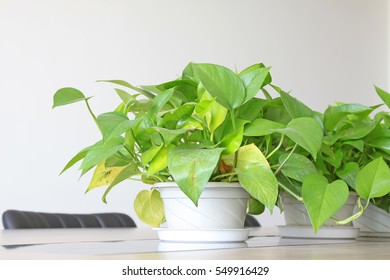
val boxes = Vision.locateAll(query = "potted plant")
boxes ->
[53,62,326,242]
[350,87,390,235]
[247,85,390,237]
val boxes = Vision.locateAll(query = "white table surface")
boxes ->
[1,227,389,260]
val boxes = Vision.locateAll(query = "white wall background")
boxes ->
[0,0,388,229]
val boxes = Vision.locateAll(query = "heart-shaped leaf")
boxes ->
[356,157,390,199]
[134,189,165,227]
[97,112,128,139]
[239,67,271,103]
[277,88,315,119]
[168,145,224,205]
[273,117,323,160]
[192,63,246,110]
[302,174,349,232]
[279,153,318,182]
[52,87,89,108]
[244,118,285,136]
[152,127,187,146]
[236,163,278,212]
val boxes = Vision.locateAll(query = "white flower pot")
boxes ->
[280,192,358,227]
[353,203,390,233]
[279,192,360,238]
[156,182,250,229]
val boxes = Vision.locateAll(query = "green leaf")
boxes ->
[248,198,265,215]
[323,150,343,169]
[239,67,271,103]
[141,145,162,167]
[192,63,246,110]
[236,163,278,212]
[52,87,88,108]
[129,99,152,115]
[102,163,140,203]
[279,153,318,182]
[324,103,374,132]
[238,63,272,87]
[375,86,390,108]
[168,145,224,205]
[273,117,323,160]
[59,147,90,175]
[220,127,244,155]
[80,137,124,173]
[195,92,227,134]
[236,98,266,121]
[98,80,155,99]
[152,127,187,146]
[149,89,174,117]
[134,189,165,227]
[368,138,390,154]
[162,104,195,129]
[147,146,172,176]
[342,140,364,152]
[177,116,203,130]
[96,112,128,139]
[105,155,129,167]
[276,88,315,119]
[208,100,228,134]
[339,121,377,141]
[142,79,198,103]
[244,118,285,136]
[336,162,360,190]
[277,174,303,196]
[114,88,135,106]
[356,157,390,199]
[104,118,143,142]
[302,174,349,232]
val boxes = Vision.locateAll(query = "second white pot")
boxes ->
[280,192,358,227]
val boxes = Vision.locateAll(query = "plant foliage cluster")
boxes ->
[53,62,390,231]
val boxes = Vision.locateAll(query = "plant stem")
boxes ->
[274,143,297,175]
[230,109,236,131]
[267,135,285,159]
[212,172,237,181]
[117,151,130,161]
[335,197,370,225]
[278,181,303,202]
[84,99,99,128]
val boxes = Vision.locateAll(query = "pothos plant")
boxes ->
[248,85,390,232]
[53,62,324,227]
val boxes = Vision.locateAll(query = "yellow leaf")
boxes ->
[86,162,127,192]
[222,143,270,169]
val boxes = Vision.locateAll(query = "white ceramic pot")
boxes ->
[156,182,250,229]
[280,192,358,227]
[353,203,390,233]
